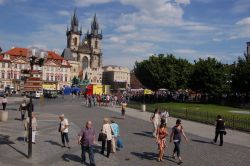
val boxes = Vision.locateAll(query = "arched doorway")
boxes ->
[82,56,88,70]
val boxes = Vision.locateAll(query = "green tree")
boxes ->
[231,56,250,97]
[72,76,80,86]
[134,54,192,91]
[189,57,230,95]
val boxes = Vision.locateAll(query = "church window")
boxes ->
[95,40,98,49]
[74,37,78,46]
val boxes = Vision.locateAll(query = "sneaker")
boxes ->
[178,160,183,165]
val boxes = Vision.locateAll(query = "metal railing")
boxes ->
[128,103,250,132]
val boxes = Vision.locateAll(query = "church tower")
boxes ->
[66,9,82,51]
[87,14,103,69]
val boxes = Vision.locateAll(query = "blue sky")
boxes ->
[0,0,249,68]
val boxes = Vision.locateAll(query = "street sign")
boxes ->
[23,77,42,92]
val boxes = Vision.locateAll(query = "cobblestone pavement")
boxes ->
[0,97,249,166]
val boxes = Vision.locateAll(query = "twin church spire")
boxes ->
[66,9,102,39]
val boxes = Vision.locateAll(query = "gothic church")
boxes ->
[62,9,103,84]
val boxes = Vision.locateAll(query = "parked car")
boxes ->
[44,90,58,98]
[0,91,5,97]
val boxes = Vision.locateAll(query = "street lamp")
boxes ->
[27,47,47,158]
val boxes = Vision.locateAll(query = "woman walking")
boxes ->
[150,108,161,137]
[213,115,226,146]
[2,96,7,110]
[121,104,126,119]
[19,100,27,121]
[170,119,188,164]
[101,118,113,158]
[156,118,168,162]
[24,112,38,143]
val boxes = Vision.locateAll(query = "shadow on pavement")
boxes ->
[131,151,178,164]
[191,139,213,144]
[111,116,124,120]
[62,153,82,163]
[45,140,63,147]
[133,131,153,138]
[0,134,28,158]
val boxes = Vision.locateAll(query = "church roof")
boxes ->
[61,48,75,61]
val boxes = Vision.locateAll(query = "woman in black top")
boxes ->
[213,115,226,146]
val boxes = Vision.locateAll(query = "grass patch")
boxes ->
[128,102,250,132]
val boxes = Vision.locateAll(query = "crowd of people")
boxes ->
[1,94,226,166]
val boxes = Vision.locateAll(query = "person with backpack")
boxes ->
[59,114,70,148]
[170,119,188,164]
[19,100,27,121]
[110,119,120,153]
[78,121,96,166]
[213,115,226,146]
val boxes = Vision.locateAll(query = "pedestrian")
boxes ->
[88,96,92,107]
[121,104,126,119]
[59,114,70,148]
[156,118,168,162]
[110,119,120,153]
[213,115,226,146]
[150,108,161,137]
[24,112,38,143]
[93,95,96,107]
[101,118,113,158]
[2,95,7,110]
[161,109,169,124]
[170,119,188,164]
[114,95,118,106]
[78,121,96,166]
[19,100,27,121]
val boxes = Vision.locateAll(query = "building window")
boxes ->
[46,74,49,81]
[51,75,54,81]
[74,37,77,46]
[1,72,4,79]
[95,40,98,49]
[7,72,11,79]
[14,73,17,79]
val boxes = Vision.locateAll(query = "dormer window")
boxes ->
[3,54,10,60]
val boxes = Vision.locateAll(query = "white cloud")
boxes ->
[57,10,71,17]
[175,0,190,5]
[74,0,114,7]
[174,48,197,54]
[117,25,136,32]
[0,0,6,5]
[236,17,250,26]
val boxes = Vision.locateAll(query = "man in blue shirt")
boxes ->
[78,121,96,166]
[110,119,119,153]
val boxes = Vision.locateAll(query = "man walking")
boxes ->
[111,120,120,153]
[59,114,70,148]
[78,121,96,166]
[213,115,226,146]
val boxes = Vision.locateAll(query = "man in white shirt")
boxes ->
[59,114,70,148]
[161,110,170,124]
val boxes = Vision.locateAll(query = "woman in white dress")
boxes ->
[150,108,161,138]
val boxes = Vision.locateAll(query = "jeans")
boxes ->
[61,132,69,146]
[2,103,6,110]
[214,131,224,146]
[101,140,112,157]
[173,141,181,157]
[82,145,95,165]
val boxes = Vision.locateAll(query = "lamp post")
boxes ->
[27,47,47,158]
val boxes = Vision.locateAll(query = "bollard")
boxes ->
[0,111,8,122]
[141,104,146,112]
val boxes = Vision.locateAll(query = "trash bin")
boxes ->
[141,104,146,112]
[0,111,8,122]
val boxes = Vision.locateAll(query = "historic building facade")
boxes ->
[0,47,71,91]
[102,65,130,88]
[62,10,103,84]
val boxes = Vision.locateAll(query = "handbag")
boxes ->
[98,133,107,142]
[58,123,61,132]
[117,137,123,148]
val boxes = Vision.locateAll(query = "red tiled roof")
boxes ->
[47,51,64,60]
[5,47,28,57]
[4,47,65,61]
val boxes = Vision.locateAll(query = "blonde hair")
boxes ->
[103,118,110,124]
